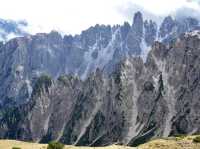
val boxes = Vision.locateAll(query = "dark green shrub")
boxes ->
[193,136,200,143]
[47,141,64,149]
[12,147,21,149]
[58,75,68,86]
[173,134,186,140]
[174,134,186,138]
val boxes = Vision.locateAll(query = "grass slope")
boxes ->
[0,140,135,149]
[139,135,200,149]
[1,135,200,149]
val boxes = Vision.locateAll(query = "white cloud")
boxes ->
[0,0,199,35]
[126,0,200,15]
[118,0,200,21]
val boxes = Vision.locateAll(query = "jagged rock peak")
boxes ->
[132,11,143,26]
[132,11,143,37]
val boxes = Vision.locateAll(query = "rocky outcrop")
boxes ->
[159,16,199,43]
[0,30,200,147]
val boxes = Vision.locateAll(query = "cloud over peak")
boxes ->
[0,0,199,35]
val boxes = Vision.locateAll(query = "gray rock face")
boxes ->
[0,31,200,147]
[159,16,176,38]
[1,12,199,107]
[159,16,199,43]
[144,20,157,46]
[126,12,143,55]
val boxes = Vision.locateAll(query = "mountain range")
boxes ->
[0,11,200,147]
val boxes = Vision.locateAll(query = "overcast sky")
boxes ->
[0,0,200,34]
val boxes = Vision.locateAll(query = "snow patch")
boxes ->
[81,28,121,79]
[140,38,150,62]
[6,33,23,41]
[44,115,50,134]
[185,30,200,38]
[16,65,24,72]
[25,79,33,98]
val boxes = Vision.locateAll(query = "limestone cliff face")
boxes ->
[0,12,199,107]
[0,31,200,146]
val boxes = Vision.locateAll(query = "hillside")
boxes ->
[138,135,200,149]
[0,140,134,149]
[1,135,200,149]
